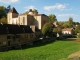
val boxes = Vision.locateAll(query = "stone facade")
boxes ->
[7,7,49,29]
[0,24,35,48]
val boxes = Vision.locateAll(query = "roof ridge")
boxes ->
[8,7,18,14]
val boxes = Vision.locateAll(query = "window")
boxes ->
[7,36,11,39]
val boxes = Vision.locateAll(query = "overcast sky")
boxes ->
[0,0,80,22]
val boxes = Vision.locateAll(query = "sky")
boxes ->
[0,0,80,22]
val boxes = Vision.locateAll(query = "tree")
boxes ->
[42,23,53,36]
[0,6,6,19]
[24,11,29,14]
[62,22,69,28]
[33,9,38,13]
[68,17,73,28]
[75,25,80,34]
[0,17,7,24]
[53,27,62,33]
[23,9,38,14]
[48,14,57,23]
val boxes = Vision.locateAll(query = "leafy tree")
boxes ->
[75,25,80,34]
[0,6,6,19]
[0,17,7,24]
[33,9,38,13]
[68,17,73,28]
[48,14,57,23]
[24,9,38,14]
[24,11,29,14]
[58,21,64,26]
[62,22,69,28]
[42,23,53,36]
[53,27,62,33]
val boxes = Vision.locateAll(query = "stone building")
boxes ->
[62,28,73,37]
[7,7,49,29]
[0,24,35,49]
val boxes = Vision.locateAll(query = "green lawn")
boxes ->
[0,40,80,60]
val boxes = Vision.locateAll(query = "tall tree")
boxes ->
[53,27,62,33]
[24,9,38,14]
[0,17,7,24]
[33,9,38,14]
[0,6,6,19]
[48,14,57,23]
[68,17,73,28]
[42,23,53,36]
[75,25,80,34]
[62,22,69,28]
[24,11,29,14]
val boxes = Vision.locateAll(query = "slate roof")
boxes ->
[8,7,18,14]
[0,24,33,34]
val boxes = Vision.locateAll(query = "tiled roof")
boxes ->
[62,28,73,31]
[0,24,33,34]
[8,7,18,14]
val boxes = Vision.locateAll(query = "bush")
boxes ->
[42,22,53,36]
[77,33,80,38]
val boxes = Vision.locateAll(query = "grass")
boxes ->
[0,40,80,60]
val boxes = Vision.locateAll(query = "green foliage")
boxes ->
[53,27,62,33]
[48,14,57,22]
[0,6,6,19]
[42,23,53,36]
[73,22,80,25]
[33,9,38,13]
[68,17,73,28]
[58,17,75,28]
[75,25,80,34]
[0,17,7,24]
[24,11,29,14]
[24,9,38,14]
[62,22,69,28]
[0,41,80,60]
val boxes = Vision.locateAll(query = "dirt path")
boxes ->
[68,51,80,60]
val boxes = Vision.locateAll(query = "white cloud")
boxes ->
[44,3,72,11]
[24,5,37,11]
[58,14,78,18]
[44,3,67,11]
[0,0,19,4]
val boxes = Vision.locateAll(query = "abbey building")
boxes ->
[7,7,49,29]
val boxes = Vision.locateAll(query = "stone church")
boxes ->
[7,7,49,29]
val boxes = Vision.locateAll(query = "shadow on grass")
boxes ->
[57,37,77,41]
[0,38,56,52]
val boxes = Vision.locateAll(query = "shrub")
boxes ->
[77,33,80,38]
